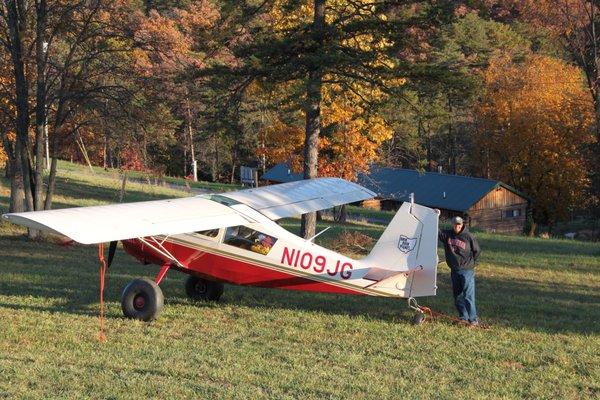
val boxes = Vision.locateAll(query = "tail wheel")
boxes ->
[411,312,426,325]
[121,278,164,321]
[185,276,224,301]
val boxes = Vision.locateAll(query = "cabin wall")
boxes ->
[468,187,528,234]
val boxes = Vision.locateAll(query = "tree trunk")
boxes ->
[26,0,48,237]
[339,204,347,223]
[185,92,197,182]
[448,97,456,175]
[527,221,537,237]
[594,93,600,143]
[44,101,64,210]
[34,0,47,214]
[301,0,325,239]
[44,136,59,210]
[7,0,34,214]
[103,131,108,169]
[8,158,25,213]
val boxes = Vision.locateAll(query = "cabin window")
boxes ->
[503,209,521,218]
[224,226,278,255]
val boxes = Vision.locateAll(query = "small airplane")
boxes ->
[2,178,439,323]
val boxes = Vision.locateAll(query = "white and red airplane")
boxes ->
[2,178,438,323]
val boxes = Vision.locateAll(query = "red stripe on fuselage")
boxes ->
[122,239,364,295]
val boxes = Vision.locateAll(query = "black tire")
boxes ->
[411,312,426,325]
[185,276,224,301]
[121,278,164,321]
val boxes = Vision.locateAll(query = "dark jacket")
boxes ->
[438,227,481,271]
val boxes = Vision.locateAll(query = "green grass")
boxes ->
[57,159,242,193]
[345,205,396,224]
[0,163,599,399]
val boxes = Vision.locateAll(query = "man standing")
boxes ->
[436,214,481,326]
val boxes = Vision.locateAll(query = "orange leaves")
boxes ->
[478,55,594,143]
[517,0,592,35]
[176,1,220,33]
[0,146,7,168]
[257,120,305,173]
[474,55,595,223]
[132,10,192,76]
[131,1,221,76]
[258,85,393,181]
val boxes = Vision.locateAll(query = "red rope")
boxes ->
[418,306,491,330]
[98,243,107,342]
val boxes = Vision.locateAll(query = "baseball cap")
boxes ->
[452,216,464,225]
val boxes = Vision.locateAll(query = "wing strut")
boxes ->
[137,236,188,269]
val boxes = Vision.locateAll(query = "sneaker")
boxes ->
[469,320,480,327]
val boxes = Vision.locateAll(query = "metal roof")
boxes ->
[260,162,304,183]
[357,167,527,212]
[261,163,528,213]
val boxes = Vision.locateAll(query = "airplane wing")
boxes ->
[222,177,376,219]
[2,197,255,245]
[2,177,375,244]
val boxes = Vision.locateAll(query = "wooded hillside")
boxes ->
[1,0,598,237]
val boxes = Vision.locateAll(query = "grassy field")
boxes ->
[58,160,242,193]
[0,163,599,399]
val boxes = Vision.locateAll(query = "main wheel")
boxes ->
[185,276,224,301]
[121,278,164,321]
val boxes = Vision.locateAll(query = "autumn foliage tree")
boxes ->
[212,0,458,237]
[474,55,596,234]
[257,86,393,182]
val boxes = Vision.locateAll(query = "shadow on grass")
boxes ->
[1,237,598,335]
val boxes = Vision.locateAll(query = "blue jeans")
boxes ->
[450,269,477,322]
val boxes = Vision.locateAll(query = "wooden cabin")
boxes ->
[261,163,530,235]
[468,186,528,234]
[357,167,530,235]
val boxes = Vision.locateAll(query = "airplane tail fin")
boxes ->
[361,202,439,297]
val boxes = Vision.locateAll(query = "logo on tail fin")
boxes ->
[398,235,417,253]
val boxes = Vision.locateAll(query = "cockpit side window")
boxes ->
[223,226,278,255]
[192,229,220,239]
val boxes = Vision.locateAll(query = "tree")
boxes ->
[473,55,595,234]
[258,90,393,183]
[514,0,600,214]
[205,0,460,238]
[0,0,138,221]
